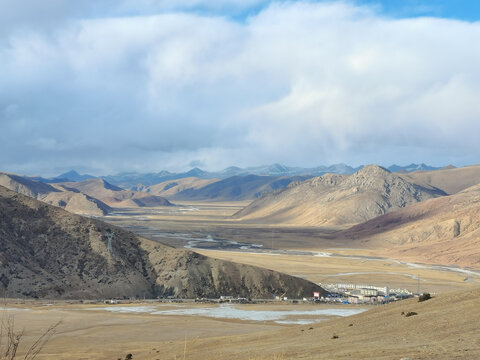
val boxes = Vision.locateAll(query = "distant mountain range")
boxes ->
[0,172,173,215]
[167,175,311,201]
[31,163,450,189]
[100,164,361,188]
[386,163,445,173]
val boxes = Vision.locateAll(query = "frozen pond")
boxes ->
[0,307,30,312]
[107,224,265,251]
[88,304,366,325]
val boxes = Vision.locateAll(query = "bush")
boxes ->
[0,307,60,360]
[405,311,418,317]
[418,293,431,302]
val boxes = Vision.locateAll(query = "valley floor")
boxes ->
[101,202,480,295]
[6,288,480,359]
[5,301,365,360]
[7,201,477,359]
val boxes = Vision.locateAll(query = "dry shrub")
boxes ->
[418,293,431,302]
[1,303,60,360]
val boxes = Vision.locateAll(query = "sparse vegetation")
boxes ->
[418,293,431,302]
[248,353,286,360]
[0,304,59,360]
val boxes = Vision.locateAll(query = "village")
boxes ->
[97,282,416,306]
[317,283,414,304]
[140,282,415,306]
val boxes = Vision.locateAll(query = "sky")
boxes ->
[1,0,480,176]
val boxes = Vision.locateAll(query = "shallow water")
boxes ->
[91,304,366,325]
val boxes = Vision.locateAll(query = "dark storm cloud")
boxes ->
[1,1,480,176]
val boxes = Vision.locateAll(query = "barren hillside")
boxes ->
[0,185,325,299]
[338,184,480,268]
[58,179,173,207]
[0,172,111,215]
[400,164,480,195]
[171,175,310,201]
[137,177,220,197]
[234,165,444,226]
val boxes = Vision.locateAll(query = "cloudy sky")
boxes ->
[1,0,480,176]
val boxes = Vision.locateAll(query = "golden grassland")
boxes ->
[4,288,480,359]
[195,250,479,294]
[5,200,478,359]
[2,302,354,360]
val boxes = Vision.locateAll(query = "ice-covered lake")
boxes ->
[88,304,366,325]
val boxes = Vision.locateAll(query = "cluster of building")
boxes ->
[316,283,414,304]
[193,296,250,303]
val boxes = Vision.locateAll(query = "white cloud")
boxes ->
[1,1,480,175]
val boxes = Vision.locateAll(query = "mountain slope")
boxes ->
[136,177,220,198]
[0,172,59,197]
[55,170,96,182]
[338,184,480,268]
[0,172,111,215]
[49,163,444,188]
[58,179,173,207]
[388,163,443,173]
[400,164,480,195]
[234,165,445,226]
[97,164,360,188]
[171,175,311,201]
[0,185,325,299]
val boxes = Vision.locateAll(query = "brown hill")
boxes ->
[234,165,445,226]
[0,185,325,299]
[0,172,111,215]
[338,184,480,268]
[0,172,58,197]
[57,179,173,207]
[400,164,480,195]
[137,177,220,197]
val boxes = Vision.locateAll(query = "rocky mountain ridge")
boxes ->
[234,165,446,226]
[56,178,173,207]
[30,163,444,189]
[0,172,111,216]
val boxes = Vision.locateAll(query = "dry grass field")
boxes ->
[5,200,478,359]
[195,250,479,294]
[3,301,364,360]
[4,288,480,359]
